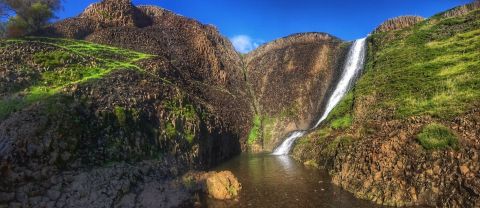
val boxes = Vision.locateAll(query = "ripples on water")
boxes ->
[200,154,385,208]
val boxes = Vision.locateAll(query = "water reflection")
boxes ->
[200,154,384,208]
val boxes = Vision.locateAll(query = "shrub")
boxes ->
[417,123,459,150]
[1,0,61,37]
[330,115,352,130]
[247,115,261,145]
[34,50,72,68]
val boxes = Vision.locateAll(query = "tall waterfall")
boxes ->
[273,38,367,156]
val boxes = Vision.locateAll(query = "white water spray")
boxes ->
[272,38,367,155]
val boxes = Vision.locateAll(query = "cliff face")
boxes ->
[45,0,252,148]
[244,33,349,151]
[0,37,243,207]
[373,16,425,34]
[293,6,480,207]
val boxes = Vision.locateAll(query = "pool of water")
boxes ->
[200,153,385,208]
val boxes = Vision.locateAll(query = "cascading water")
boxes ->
[272,37,367,155]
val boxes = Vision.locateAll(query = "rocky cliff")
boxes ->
[44,0,252,147]
[244,33,349,151]
[293,4,480,207]
[373,16,425,34]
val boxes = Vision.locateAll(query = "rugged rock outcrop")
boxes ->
[44,0,252,148]
[183,171,242,200]
[373,16,425,34]
[0,38,243,207]
[244,33,349,151]
[442,0,480,18]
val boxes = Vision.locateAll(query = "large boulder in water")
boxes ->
[205,171,242,200]
[183,171,242,200]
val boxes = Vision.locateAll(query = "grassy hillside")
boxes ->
[292,6,480,207]
[360,10,480,120]
[296,8,480,152]
[0,37,153,120]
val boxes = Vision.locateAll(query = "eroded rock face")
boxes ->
[81,0,152,28]
[331,112,480,207]
[442,0,480,18]
[245,33,349,151]
[373,16,425,34]
[44,0,252,150]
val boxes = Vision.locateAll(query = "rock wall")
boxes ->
[44,0,252,149]
[331,112,480,207]
[442,0,480,18]
[0,39,241,207]
[245,33,349,151]
[373,16,425,34]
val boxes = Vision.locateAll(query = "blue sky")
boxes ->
[57,0,471,53]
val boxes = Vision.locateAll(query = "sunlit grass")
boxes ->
[0,37,154,119]
[356,10,480,119]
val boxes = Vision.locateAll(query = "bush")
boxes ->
[417,123,459,150]
[1,0,60,37]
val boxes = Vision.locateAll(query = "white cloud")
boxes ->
[230,35,262,54]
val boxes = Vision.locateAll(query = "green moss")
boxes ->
[163,100,198,122]
[262,117,275,143]
[417,123,459,150]
[165,123,177,138]
[114,106,127,126]
[185,132,195,144]
[327,92,354,121]
[247,115,262,145]
[330,115,352,130]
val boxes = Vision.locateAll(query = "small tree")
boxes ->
[0,0,61,37]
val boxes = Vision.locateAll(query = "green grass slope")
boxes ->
[360,10,480,120]
[0,37,153,120]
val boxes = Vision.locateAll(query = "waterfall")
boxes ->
[272,38,367,156]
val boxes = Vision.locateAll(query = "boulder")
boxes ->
[183,171,242,200]
[205,171,242,200]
